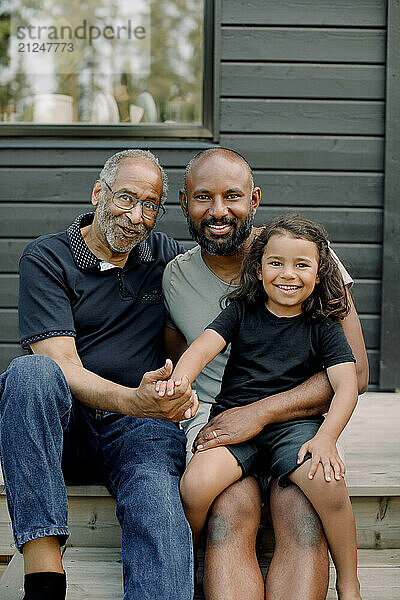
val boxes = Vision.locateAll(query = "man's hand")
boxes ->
[136,359,198,422]
[155,376,198,420]
[194,404,265,451]
[297,432,346,483]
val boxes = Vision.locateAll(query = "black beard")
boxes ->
[187,210,254,256]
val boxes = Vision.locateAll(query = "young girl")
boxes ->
[158,214,361,600]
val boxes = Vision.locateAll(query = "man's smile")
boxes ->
[118,224,143,238]
[206,223,233,236]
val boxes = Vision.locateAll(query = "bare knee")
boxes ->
[180,466,210,513]
[207,477,261,545]
[270,480,326,550]
[285,506,324,550]
[309,473,349,513]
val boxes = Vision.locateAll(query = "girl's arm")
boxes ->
[297,361,358,482]
[173,329,227,383]
[156,329,226,397]
[318,361,358,440]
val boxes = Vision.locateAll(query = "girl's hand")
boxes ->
[297,432,346,482]
[155,377,178,397]
[155,377,197,420]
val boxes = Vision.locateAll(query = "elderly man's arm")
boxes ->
[31,336,196,422]
[195,293,368,450]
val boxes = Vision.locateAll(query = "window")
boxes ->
[0,0,214,137]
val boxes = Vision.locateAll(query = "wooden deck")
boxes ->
[0,392,399,599]
[339,393,400,496]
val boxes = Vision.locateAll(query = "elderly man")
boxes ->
[163,147,368,600]
[0,150,196,600]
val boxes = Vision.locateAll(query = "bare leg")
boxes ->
[23,536,64,574]
[266,479,329,600]
[203,476,264,600]
[289,463,361,599]
[180,447,242,550]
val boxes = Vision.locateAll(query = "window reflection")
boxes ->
[0,0,204,125]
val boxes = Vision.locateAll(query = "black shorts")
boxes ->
[221,417,323,488]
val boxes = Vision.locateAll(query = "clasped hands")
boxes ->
[153,369,345,482]
[154,367,199,421]
[136,359,198,422]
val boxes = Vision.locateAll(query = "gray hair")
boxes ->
[183,147,254,194]
[99,149,168,205]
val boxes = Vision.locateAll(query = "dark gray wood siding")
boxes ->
[0,0,388,388]
[379,0,400,389]
[218,0,387,388]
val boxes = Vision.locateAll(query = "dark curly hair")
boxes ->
[226,213,350,321]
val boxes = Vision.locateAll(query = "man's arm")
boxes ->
[31,336,195,422]
[195,293,368,450]
[164,326,188,365]
[341,294,369,394]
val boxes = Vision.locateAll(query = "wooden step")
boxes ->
[2,493,398,554]
[0,394,399,598]
[1,548,399,600]
[1,393,399,552]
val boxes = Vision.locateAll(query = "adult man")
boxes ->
[163,147,368,599]
[0,150,196,600]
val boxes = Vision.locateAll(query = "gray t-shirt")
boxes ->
[163,245,237,408]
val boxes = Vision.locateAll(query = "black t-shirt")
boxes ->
[207,300,355,411]
[19,213,183,389]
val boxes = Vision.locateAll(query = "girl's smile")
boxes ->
[257,233,320,317]
[274,284,302,294]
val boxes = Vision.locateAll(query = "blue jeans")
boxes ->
[0,355,193,600]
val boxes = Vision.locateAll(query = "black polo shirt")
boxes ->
[19,213,183,388]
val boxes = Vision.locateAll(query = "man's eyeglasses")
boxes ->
[101,179,165,222]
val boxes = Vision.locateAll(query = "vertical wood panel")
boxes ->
[379,0,400,390]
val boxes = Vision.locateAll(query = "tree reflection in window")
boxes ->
[0,0,204,125]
